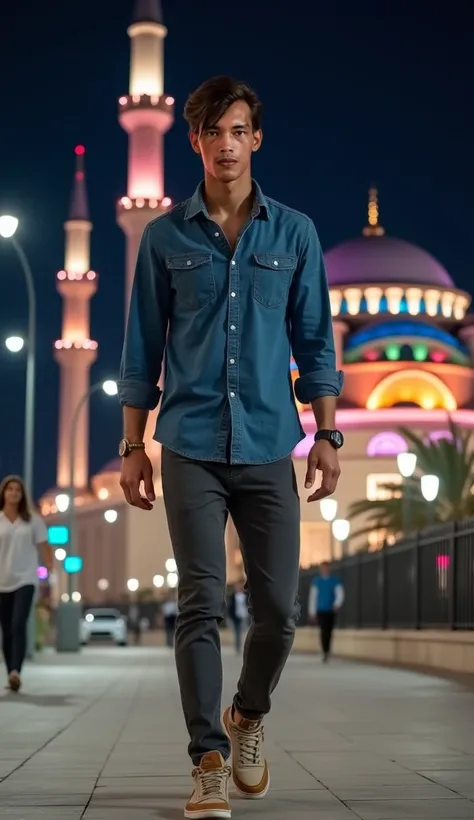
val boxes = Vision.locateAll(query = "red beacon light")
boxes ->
[74,145,86,156]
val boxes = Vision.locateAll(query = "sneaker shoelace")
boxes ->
[193,766,232,799]
[234,724,264,765]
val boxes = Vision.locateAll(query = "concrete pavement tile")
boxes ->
[395,755,474,771]
[0,794,90,807]
[344,798,474,818]
[327,782,460,800]
[0,810,83,819]
[289,751,408,775]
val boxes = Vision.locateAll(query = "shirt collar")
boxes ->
[184,179,271,221]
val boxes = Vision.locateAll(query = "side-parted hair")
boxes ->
[183,76,262,135]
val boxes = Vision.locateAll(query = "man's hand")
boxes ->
[120,450,155,510]
[305,440,341,502]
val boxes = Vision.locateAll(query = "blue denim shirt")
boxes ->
[118,181,344,464]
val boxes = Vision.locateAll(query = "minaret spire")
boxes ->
[69,145,89,221]
[117,0,174,313]
[362,187,385,237]
[132,0,163,23]
[54,146,99,490]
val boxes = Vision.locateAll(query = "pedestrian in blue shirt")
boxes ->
[118,75,344,819]
[308,562,345,662]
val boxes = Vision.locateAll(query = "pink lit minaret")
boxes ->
[54,146,98,489]
[117,0,174,313]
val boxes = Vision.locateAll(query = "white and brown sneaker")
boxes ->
[223,706,270,799]
[184,751,232,819]
[8,672,21,693]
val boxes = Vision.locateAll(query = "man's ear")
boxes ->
[252,129,263,152]
[189,131,201,155]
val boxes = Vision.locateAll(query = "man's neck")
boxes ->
[203,174,254,220]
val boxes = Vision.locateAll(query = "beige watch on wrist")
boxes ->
[118,438,145,458]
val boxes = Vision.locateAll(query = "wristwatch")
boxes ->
[118,438,146,458]
[314,429,344,450]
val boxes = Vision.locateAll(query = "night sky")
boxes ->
[0,0,473,499]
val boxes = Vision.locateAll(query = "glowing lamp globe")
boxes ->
[421,474,439,502]
[0,215,19,239]
[320,498,338,522]
[397,452,417,478]
[332,519,350,541]
[5,336,24,353]
[102,380,118,396]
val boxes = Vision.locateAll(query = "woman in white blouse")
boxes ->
[0,475,52,692]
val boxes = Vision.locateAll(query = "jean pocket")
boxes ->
[166,252,215,309]
[253,252,296,308]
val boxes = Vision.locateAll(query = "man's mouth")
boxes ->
[217,158,237,165]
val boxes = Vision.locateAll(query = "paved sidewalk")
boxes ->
[1,647,474,819]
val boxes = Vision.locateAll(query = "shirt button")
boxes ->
[214,232,219,237]
[231,292,236,298]
[230,325,236,330]
[186,260,192,266]
[229,358,235,364]
[273,260,279,266]
[230,392,235,398]
[231,260,236,266]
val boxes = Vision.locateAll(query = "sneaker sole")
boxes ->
[184,809,231,819]
[222,708,270,800]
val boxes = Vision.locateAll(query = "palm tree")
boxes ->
[348,417,474,542]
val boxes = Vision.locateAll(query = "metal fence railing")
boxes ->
[298,519,474,630]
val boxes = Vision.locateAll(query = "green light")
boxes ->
[413,344,428,361]
[386,344,400,361]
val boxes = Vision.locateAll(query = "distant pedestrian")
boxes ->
[128,603,141,645]
[0,475,52,692]
[308,562,344,662]
[227,581,248,653]
[162,591,178,647]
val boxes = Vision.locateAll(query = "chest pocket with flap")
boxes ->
[253,253,297,308]
[166,252,215,309]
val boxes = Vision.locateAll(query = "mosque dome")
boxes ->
[325,189,454,289]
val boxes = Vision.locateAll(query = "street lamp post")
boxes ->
[320,498,338,562]
[397,451,418,536]
[0,217,36,499]
[1,216,37,660]
[420,474,440,525]
[332,518,351,558]
[56,379,118,652]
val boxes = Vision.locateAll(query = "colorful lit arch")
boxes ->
[366,431,408,456]
[366,369,457,411]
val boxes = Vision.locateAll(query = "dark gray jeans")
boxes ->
[161,447,301,765]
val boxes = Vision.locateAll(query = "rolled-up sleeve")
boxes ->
[290,219,344,404]
[118,225,171,410]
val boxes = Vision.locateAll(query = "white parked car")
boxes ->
[80,608,128,646]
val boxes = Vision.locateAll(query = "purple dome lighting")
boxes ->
[325,236,453,289]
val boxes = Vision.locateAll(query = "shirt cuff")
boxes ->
[117,379,162,410]
[294,370,344,404]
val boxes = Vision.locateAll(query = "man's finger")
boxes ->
[307,466,340,502]
[120,479,133,506]
[305,458,318,489]
[143,465,156,502]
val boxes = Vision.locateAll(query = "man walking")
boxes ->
[308,562,345,662]
[118,75,344,819]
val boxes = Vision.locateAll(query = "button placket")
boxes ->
[227,254,240,452]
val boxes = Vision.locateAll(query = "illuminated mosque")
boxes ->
[40,1,474,603]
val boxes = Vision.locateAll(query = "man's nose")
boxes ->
[218,135,233,152]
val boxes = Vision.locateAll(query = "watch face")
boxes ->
[118,439,128,458]
[331,430,344,448]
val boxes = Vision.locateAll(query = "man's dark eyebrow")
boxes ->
[204,122,250,131]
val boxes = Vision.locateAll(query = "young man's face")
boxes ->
[190,100,262,183]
